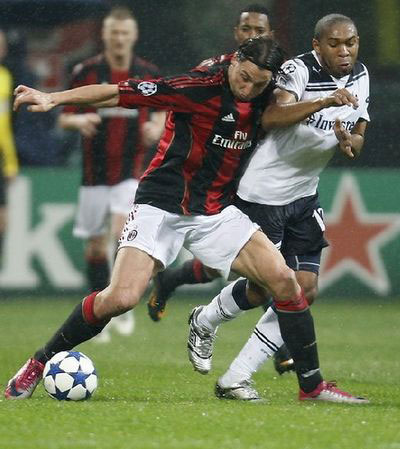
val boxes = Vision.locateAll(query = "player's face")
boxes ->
[228,56,273,102]
[102,17,138,58]
[313,22,359,78]
[234,12,272,44]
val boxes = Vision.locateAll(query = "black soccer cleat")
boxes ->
[273,344,295,375]
[147,271,173,322]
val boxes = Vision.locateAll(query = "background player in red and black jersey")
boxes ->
[58,7,165,340]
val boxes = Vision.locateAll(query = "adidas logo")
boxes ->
[221,113,235,122]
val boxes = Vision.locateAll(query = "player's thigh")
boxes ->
[235,196,285,249]
[110,246,156,293]
[231,229,298,299]
[185,205,259,280]
[95,246,157,316]
[119,204,185,270]
[73,186,110,239]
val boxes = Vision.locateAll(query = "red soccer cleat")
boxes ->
[4,358,44,400]
[299,380,369,404]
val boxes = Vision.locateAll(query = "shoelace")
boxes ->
[195,327,216,357]
[239,380,258,394]
[19,362,42,389]
[323,380,352,398]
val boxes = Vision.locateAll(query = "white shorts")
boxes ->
[118,204,259,279]
[73,179,138,239]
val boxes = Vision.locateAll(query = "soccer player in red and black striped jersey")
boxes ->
[146,3,295,374]
[147,3,275,321]
[58,7,165,340]
[8,36,342,404]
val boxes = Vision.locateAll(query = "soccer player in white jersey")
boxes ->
[184,13,370,402]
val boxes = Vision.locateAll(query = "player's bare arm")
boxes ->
[334,117,366,159]
[262,87,359,130]
[14,84,120,113]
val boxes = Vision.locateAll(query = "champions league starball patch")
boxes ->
[137,81,157,96]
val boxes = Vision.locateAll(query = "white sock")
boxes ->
[197,280,244,331]
[218,307,284,387]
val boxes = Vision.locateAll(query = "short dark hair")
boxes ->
[237,36,284,73]
[105,6,136,21]
[237,4,269,24]
[314,14,357,40]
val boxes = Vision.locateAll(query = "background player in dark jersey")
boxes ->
[0,30,19,267]
[199,3,272,68]
[58,7,165,341]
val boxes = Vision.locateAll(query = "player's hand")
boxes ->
[13,85,55,112]
[141,120,164,147]
[334,118,354,158]
[322,88,358,109]
[78,113,102,138]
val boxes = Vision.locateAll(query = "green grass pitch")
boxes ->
[0,296,399,449]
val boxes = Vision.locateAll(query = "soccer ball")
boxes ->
[43,351,98,401]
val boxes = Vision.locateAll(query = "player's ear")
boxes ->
[312,38,320,55]
[234,26,240,44]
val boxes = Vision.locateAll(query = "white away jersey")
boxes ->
[238,50,370,205]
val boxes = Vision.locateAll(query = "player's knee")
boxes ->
[114,290,140,314]
[272,266,299,301]
[96,287,140,318]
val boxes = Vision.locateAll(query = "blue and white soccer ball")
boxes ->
[43,351,98,401]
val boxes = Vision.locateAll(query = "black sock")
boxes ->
[231,279,258,310]
[162,259,213,291]
[275,308,322,392]
[87,258,110,292]
[34,301,109,364]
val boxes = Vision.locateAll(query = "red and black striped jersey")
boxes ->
[63,53,159,186]
[118,58,274,216]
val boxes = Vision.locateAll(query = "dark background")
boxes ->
[0,0,398,167]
